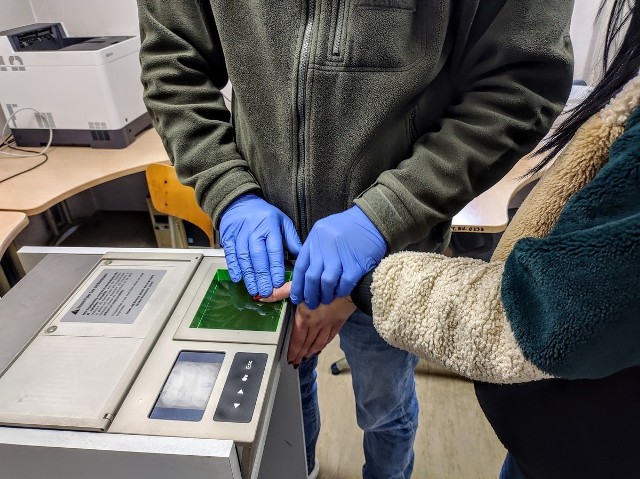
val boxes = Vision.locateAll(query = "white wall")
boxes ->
[571,0,608,84]
[570,1,602,82]
[0,1,34,34]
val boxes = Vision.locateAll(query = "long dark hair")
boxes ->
[533,0,640,173]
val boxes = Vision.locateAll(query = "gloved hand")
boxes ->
[290,205,387,309]
[220,194,302,297]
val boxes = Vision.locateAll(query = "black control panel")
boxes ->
[214,352,268,424]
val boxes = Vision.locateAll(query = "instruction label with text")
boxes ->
[62,269,166,324]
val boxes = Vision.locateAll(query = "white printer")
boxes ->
[0,23,151,148]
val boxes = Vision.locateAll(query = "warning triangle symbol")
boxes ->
[71,309,80,315]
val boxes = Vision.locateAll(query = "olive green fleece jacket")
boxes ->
[137,0,574,252]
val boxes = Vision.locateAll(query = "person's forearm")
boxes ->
[137,0,260,224]
[371,252,550,384]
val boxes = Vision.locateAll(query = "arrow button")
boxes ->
[238,389,244,395]
[234,403,240,409]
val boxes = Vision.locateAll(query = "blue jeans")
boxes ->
[498,453,526,479]
[299,309,420,478]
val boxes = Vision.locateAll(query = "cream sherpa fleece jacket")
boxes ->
[372,75,640,383]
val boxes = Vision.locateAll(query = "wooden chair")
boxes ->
[145,163,215,248]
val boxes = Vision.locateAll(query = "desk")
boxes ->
[452,153,543,234]
[0,211,28,294]
[0,212,27,257]
[0,128,169,216]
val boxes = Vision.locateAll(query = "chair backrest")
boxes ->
[145,163,214,247]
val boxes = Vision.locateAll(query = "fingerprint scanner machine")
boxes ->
[0,250,306,479]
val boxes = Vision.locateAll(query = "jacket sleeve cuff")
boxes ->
[351,269,374,317]
[200,168,262,228]
[354,184,421,253]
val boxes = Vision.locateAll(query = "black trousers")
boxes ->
[475,366,640,479]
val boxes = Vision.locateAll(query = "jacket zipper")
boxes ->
[231,90,237,130]
[296,0,316,236]
[332,0,345,57]
[409,110,418,143]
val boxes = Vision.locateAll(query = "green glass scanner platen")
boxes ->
[189,269,291,332]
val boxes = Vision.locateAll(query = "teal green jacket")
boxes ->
[137,0,573,251]
[503,106,640,379]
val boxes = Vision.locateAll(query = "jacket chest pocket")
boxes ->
[329,0,425,69]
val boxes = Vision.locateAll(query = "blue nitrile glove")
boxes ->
[290,205,387,309]
[220,194,302,297]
